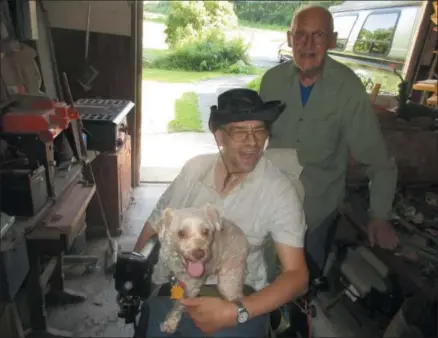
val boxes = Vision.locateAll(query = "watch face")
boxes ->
[238,310,249,323]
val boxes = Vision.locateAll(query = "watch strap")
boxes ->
[233,300,248,323]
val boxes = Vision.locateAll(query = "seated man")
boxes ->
[133,88,308,337]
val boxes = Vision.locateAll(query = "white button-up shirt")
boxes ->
[148,151,306,291]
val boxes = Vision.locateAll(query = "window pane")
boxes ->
[354,12,398,55]
[334,15,357,40]
[333,15,357,51]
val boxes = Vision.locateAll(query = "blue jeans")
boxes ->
[142,296,269,337]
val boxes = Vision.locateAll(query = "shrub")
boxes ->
[151,29,251,72]
[164,1,238,48]
[231,1,343,27]
[223,60,257,75]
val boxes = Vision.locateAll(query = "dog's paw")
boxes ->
[160,320,178,333]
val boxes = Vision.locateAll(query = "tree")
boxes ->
[232,1,344,27]
[164,1,238,48]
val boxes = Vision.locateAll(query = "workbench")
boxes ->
[341,190,438,299]
[0,151,98,338]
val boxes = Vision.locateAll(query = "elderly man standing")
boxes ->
[260,5,399,272]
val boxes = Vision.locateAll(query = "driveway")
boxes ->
[141,75,257,182]
[141,80,194,135]
[140,18,276,182]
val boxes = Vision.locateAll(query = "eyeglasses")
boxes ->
[221,127,269,143]
[289,30,329,45]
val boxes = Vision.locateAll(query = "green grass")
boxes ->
[168,92,203,132]
[142,48,233,82]
[246,75,263,92]
[142,68,234,83]
[142,48,264,82]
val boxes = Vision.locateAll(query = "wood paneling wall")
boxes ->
[50,28,135,104]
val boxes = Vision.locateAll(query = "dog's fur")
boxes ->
[156,203,249,333]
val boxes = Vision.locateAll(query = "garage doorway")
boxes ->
[138,0,424,183]
[139,1,285,182]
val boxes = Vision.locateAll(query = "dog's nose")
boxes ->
[192,249,205,260]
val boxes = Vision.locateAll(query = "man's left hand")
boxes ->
[367,219,398,250]
[180,296,237,334]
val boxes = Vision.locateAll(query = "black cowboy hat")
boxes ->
[208,88,286,132]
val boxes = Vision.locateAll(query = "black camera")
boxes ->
[114,238,160,324]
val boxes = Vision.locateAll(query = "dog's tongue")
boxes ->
[187,261,204,278]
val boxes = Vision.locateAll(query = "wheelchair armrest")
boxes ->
[114,236,160,324]
[114,235,160,299]
[140,235,161,266]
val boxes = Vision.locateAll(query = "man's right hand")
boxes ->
[367,219,398,250]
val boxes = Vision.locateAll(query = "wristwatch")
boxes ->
[233,300,249,324]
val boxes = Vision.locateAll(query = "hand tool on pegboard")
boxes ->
[61,72,120,275]
[74,1,99,91]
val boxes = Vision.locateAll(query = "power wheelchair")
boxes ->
[114,212,340,338]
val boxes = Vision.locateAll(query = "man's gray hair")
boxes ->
[291,4,334,34]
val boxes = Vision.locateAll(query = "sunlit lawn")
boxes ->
[142,68,236,83]
[142,48,265,83]
[168,92,203,132]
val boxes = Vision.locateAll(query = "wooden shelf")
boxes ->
[412,79,437,93]
[31,182,96,249]
[427,94,437,107]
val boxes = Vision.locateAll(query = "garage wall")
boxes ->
[42,0,141,186]
[43,0,135,101]
[43,0,131,36]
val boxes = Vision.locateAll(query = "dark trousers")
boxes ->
[305,210,340,277]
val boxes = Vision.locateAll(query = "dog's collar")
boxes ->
[170,276,185,300]
[170,275,185,288]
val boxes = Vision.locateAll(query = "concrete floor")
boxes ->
[44,184,364,337]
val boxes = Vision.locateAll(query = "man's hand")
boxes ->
[368,219,398,250]
[180,297,236,334]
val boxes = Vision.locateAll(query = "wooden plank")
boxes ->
[412,79,437,93]
[427,94,437,107]
[40,257,57,288]
[12,163,83,235]
[432,2,437,25]
[39,183,96,249]
[53,163,84,197]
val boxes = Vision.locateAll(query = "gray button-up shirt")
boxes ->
[260,56,397,231]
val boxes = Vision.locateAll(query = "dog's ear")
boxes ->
[204,203,223,231]
[157,208,173,239]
